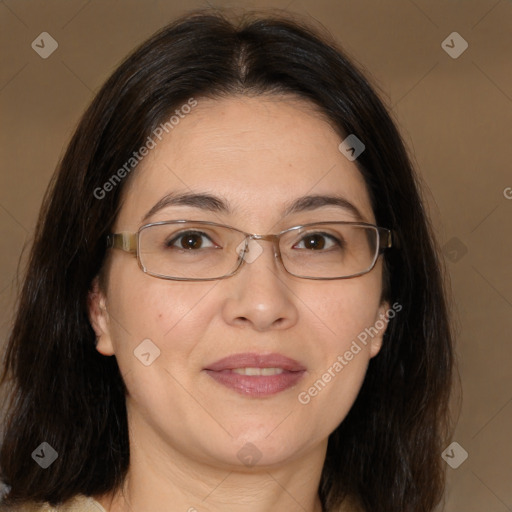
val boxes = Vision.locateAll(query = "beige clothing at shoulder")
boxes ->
[0,494,360,511]
[0,495,106,512]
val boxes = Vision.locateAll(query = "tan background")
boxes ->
[1,0,511,510]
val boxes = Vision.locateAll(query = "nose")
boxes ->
[220,238,299,332]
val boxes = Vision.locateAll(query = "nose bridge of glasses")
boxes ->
[243,233,282,261]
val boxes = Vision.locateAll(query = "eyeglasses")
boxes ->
[106,220,396,281]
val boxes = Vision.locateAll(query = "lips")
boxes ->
[203,352,306,398]
[204,352,306,372]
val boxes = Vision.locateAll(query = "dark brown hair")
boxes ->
[0,9,454,512]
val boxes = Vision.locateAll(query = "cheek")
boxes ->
[106,267,217,373]
[104,275,217,423]
[296,323,371,439]
[305,275,383,351]
[295,276,382,428]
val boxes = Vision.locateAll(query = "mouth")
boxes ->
[203,352,306,398]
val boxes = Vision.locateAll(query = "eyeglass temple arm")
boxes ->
[384,229,400,250]
[378,229,399,251]
[106,233,137,253]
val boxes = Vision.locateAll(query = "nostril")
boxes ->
[234,316,250,326]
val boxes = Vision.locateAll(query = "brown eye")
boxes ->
[180,233,203,249]
[302,234,326,250]
[294,232,341,251]
[166,231,215,250]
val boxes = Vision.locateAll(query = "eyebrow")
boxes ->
[141,191,366,223]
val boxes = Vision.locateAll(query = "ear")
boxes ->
[369,300,390,358]
[88,276,115,356]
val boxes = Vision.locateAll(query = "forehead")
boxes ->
[115,95,375,230]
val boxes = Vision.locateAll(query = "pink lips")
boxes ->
[203,352,306,398]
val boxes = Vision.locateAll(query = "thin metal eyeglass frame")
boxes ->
[105,220,396,281]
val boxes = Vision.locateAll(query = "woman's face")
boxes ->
[90,95,389,470]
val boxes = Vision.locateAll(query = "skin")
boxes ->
[88,95,389,512]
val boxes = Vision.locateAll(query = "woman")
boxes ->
[0,9,454,512]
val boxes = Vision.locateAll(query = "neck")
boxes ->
[96,419,327,512]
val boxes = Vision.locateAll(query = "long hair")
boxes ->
[0,9,454,512]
